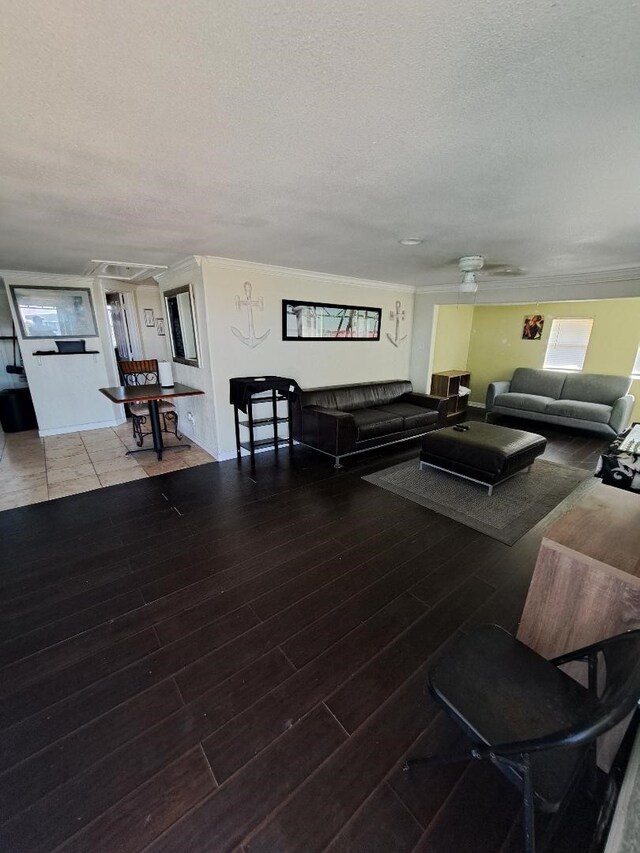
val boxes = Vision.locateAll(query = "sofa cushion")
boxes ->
[510,368,567,399]
[372,403,439,430]
[349,409,404,440]
[559,373,631,406]
[545,399,612,424]
[494,393,555,414]
[300,381,412,412]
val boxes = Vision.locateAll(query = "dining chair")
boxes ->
[404,625,640,853]
[118,359,182,447]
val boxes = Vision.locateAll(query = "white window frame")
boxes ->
[632,345,640,379]
[543,318,594,372]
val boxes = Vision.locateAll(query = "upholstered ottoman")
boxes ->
[420,422,547,495]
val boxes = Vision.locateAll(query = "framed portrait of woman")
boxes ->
[522,315,544,340]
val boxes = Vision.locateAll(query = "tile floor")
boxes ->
[0,421,215,511]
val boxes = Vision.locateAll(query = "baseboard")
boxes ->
[216,441,301,463]
[172,424,218,459]
[467,401,485,409]
[39,419,122,437]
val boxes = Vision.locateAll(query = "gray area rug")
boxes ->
[363,458,595,545]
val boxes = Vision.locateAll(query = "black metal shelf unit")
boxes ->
[230,377,300,470]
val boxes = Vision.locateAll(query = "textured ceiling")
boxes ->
[2,0,640,285]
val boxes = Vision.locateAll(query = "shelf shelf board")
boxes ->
[239,437,290,451]
[239,416,288,427]
[248,393,289,402]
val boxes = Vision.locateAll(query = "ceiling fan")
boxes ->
[457,256,526,292]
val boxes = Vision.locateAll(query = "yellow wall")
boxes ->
[465,298,640,420]
[431,304,474,375]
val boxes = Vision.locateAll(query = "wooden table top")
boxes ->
[544,482,640,578]
[99,383,204,404]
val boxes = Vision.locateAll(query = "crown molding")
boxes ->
[153,256,201,283]
[415,266,640,294]
[0,269,94,286]
[197,254,416,294]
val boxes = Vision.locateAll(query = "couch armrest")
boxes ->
[486,380,511,411]
[610,394,635,435]
[292,405,357,455]
[402,392,448,426]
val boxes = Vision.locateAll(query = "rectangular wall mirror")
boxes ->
[282,299,381,341]
[164,284,200,366]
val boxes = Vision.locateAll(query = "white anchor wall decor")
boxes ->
[386,300,407,347]
[231,281,271,349]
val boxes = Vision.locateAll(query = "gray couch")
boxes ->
[486,368,634,437]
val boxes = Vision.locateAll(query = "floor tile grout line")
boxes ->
[0,432,612,844]
[132,521,463,690]
[197,600,434,793]
[217,705,350,853]
[386,778,427,831]
[321,701,351,740]
[199,741,219,787]
[323,707,468,852]
[171,674,187,706]
[276,645,298,672]
[7,567,424,801]
[0,675,182,790]
[45,745,210,853]
[0,426,213,512]
[274,527,477,673]
[0,609,299,771]
[0,586,151,667]
[0,622,162,733]
[4,642,312,831]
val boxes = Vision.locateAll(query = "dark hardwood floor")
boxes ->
[0,414,610,852]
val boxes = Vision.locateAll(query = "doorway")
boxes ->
[105,291,141,361]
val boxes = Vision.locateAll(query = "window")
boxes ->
[543,318,593,371]
[632,345,640,379]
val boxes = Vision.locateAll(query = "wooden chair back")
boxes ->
[119,359,159,387]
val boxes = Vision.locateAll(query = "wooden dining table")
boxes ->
[100,382,204,461]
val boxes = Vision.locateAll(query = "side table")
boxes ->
[229,376,300,471]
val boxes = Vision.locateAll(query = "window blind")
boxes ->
[543,318,593,371]
[632,345,640,378]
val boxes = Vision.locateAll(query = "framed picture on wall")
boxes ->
[10,285,99,339]
[282,299,381,341]
[522,315,544,340]
[143,308,155,327]
[155,318,165,336]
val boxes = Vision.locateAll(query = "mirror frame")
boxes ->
[164,284,200,367]
[10,284,99,339]
[282,298,382,341]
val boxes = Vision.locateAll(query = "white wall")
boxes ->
[131,283,171,362]
[156,256,415,460]
[2,271,122,435]
[156,258,218,457]
[197,256,414,458]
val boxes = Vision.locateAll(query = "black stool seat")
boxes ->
[429,626,599,810]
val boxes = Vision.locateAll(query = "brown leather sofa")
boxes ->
[291,380,446,466]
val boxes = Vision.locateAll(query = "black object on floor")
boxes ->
[0,386,38,432]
